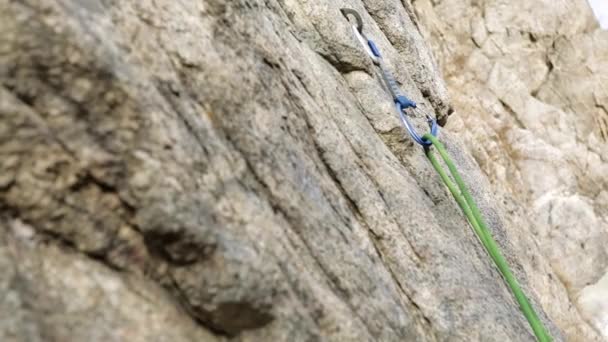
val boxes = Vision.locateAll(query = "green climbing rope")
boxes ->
[340,7,551,339]
[422,133,552,342]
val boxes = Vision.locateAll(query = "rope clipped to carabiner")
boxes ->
[423,133,552,342]
[341,8,438,146]
[341,8,552,342]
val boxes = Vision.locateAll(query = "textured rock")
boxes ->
[0,219,217,342]
[0,0,603,341]
[412,0,608,339]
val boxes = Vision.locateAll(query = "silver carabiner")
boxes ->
[341,8,439,146]
[341,9,380,64]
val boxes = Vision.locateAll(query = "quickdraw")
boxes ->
[341,8,552,342]
[341,8,438,146]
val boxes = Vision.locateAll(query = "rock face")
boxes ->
[0,0,603,341]
[412,0,608,338]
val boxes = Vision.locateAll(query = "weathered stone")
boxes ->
[413,0,608,339]
[0,0,604,341]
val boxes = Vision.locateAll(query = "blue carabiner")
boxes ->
[395,102,438,146]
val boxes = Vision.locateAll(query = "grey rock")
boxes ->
[0,0,601,341]
[413,0,608,339]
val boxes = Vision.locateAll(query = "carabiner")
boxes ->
[341,8,439,146]
[396,103,438,146]
[340,8,363,32]
[340,8,380,64]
